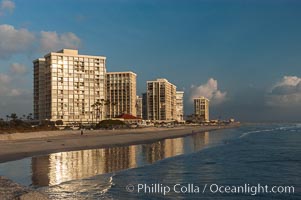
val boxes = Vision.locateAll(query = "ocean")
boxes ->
[0,124,300,199]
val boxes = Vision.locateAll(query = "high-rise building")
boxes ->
[33,58,46,120]
[193,96,210,122]
[146,78,177,121]
[136,96,143,119]
[33,49,106,124]
[176,91,184,122]
[142,92,148,120]
[106,72,137,118]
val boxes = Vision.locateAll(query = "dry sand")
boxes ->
[0,125,238,163]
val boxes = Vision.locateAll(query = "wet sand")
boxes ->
[0,125,239,163]
[0,176,48,200]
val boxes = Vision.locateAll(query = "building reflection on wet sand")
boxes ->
[31,146,137,187]
[31,131,210,187]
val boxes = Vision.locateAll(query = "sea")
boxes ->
[0,123,300,199]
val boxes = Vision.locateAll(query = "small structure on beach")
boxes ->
[115,114,142,124]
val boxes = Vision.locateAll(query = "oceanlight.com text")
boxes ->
[125,183,295,196]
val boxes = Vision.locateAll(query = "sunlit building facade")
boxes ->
[146,78,177,121]
[106,72,137,118]
[136,96,143,119]
[33,49,106,124]
[193,96,210,122]
[176,91,184,122]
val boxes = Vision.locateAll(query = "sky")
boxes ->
[1,0,301,122]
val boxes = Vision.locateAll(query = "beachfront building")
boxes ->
[146,78,177,121]
[106,72,137,118]
[142,93,148,120]
[116,113,142,124]
[193,96,210,122]
[136,96,143,119]
[33,49,106,124]
[176,91,184,122]
[33,58,46,120]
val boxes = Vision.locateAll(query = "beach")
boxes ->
[0,124,239,200]
[0,176,48,200]
[1,123,299,200]
[0,125,238,163]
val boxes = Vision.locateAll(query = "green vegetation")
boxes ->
[96,119,126,129]
[55,120,64,126]
[0,113,57,134]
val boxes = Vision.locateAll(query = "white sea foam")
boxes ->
[295,123,301,127]
[239,124,301,138]
[239,128,276,138]
[101,175,114,194]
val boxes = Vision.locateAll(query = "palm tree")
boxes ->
[91,99,113,123]
[29,113,33,120]
[111,102,117,118]
[91,103,96,124]
[96,101,102,122]
[104,99,111,118]
[27,113,33,120]
[101,100,117,119]
[91,100,102,124]
[10,113,18,121]
[6,115,10,122]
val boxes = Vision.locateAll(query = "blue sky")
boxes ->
[1,0,301,121]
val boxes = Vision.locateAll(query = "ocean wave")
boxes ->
[239,124,301,138]
[245,159,301,164]
[239,129,274,138]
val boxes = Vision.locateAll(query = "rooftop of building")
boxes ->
[193,96,210,101]
[32,58,46,63]
[106,71,137,76]
[43,49,106,59]
[156,78,168,82]
[147,78,176,86]
[56,49,78,55]
[116,113,141,120]
[176,91,184,94]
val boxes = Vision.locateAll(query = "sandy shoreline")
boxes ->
[0,125,239,163]
[0,176,48,200]
[0,124,239,200]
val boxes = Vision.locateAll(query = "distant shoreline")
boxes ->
[0,124,239,163]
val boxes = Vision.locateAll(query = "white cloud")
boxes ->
[0,73,23,96]
[274,75,301,88]
[10,63,27,74]
[8,88,22,96]
[0,86,23,97]
[190,78,227,105]
[0,24,35,58]
[0,73,11,83]
[0,21,82,112]
[0,24,82,58]
[0,0,15,15]
[40,31,81,52]
[266,76,301,106]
